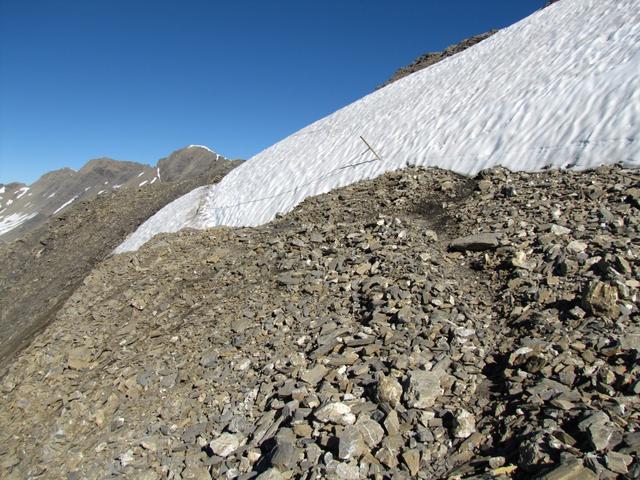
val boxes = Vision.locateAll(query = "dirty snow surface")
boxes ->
[115,0,640,253]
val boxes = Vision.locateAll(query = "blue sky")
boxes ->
[0,0,543,184]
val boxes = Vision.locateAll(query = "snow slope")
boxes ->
[115,0,640,253]
[0,212,38,235]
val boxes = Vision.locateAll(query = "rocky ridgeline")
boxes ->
[0,164,638,479]
[378,31,497,89]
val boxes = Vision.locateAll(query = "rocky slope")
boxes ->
[1,164,638,479]
[0,161,240,371]
[0,146,237,243]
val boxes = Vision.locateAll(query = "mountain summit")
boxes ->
[0,146,239,242]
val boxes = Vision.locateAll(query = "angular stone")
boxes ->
[402,449,421,476]
[293,423,313,437]
[210,432,243,457]
[314,402,356,425]
[255,468,285,480]
[452,409,476,439]
[67,347,91,370]
[181,465,212,480]
[550,224,571,236]
[449,232,500,252]
[375,436,402,468]
[199,351,218,368]
[338,425,366,460]
[383,410,401,436]
[605,451,632,474]
[376,373,403,408]
[355,415,384,448]
[582,280,619,317]
[537,460,597,480]
[566,240,588,254]
[270,441,298,469]
[404,370,443,409]
[578,413,617,452]
[300,365,328,385]
[334,462,360,480]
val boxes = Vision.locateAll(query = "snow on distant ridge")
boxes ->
[16,187,30,200]
[187,145,215,154]
[115,0,640,254]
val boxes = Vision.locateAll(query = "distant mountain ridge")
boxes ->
[0,146,241,243]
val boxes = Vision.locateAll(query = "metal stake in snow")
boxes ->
[359,136,383,161]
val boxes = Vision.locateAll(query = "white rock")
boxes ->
[453,409,476,439]
[210,432,243,457]
[550,224,571,235]
[315,402,356,425]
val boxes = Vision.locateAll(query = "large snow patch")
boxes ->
[116,0,640,253]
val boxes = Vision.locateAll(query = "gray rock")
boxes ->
[300,365,328,385]
[334,462,360,480]
[404,370,443,409]
[605,451,632,474]
[449,232,500,252]
[67,347,91,370]
[255,468,285,480]
[355,415,384,448]
[338,425,366,460]
[270,441,298,469]
[537,459,597,480]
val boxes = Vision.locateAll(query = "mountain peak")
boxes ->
[185,144,215,154]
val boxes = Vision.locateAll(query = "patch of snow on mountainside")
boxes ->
[15,187,30,199]
[53,196,78,215]
[0,212,38,235]
[115,0,640,254]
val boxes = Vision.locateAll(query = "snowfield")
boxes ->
[0,212,38,235]
[115,0,640,253]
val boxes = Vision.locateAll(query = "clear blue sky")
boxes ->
[0,0,543,184]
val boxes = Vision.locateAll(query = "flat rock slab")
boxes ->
[449,232,501,251]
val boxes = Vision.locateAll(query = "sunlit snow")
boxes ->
[0,212,38,235]
[15,187,30,200]
[116,0,640,254]
[53,196,78,214]
[187,145,215,154]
